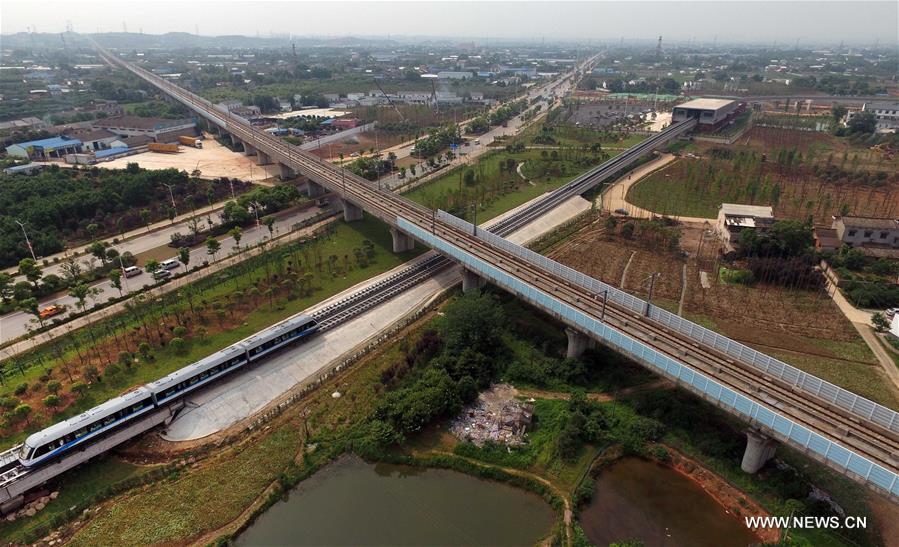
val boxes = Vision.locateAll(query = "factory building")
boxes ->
[92,115,197,143]
[671,98,740,126]
[5,136,83,160]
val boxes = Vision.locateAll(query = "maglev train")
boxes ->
[19,314,318,468]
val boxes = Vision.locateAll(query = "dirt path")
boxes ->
[620,250,636,286]
[600,153,713,223]
[515,380,673,403]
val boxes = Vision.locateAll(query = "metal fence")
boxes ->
[401,216,899,497]
[436,210,899,435]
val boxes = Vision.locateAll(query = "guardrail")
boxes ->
[401,214,899,498]
[436,209,899,436]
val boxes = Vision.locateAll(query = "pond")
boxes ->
[236,456,556,546]
[579,457,760,547]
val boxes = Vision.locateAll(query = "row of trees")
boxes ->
[0,164,251,268]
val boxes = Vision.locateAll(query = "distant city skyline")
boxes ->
[2,1,897,46]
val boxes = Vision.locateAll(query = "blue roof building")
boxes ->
[6,136,83,160]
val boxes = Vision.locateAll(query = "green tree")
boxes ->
[205,237,221,261]
[229,226,243,252]
[46,380,61,394]
[263,215,276,239]
[18,258,43,290]
[140,208,151,232]
[19,297,43,327]
[68,283,96,313]
[872,312,889,333]
[438,292,506,357]
[179,247,191,268]
[13,404,32,426]
[847,111,876,135]
[0,272,13,303]
[109,268,123,296]
[145,259,161,277]
[42,394,61,412]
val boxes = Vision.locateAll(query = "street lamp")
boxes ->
[108,243,130,293]
[162,183,176,210]
[250,200,262,231]
[14,219,37,261]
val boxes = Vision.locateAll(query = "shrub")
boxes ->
[46,380,62,394]
[170,337,187,355]
[14,383,28,396]
[138,342,152,359]
[118,351,132,367]
[83,365,100,383]
[173,325,188,338]
[105,363,122,377]
[0,396,19,410]
[71,382,87,398]
[42,395,61,411]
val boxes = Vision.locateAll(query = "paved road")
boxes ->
[164,193,592,441]
[0,205,330,344]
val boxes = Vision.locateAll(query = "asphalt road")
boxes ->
[0,206,327,344]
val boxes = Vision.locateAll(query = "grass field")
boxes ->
[0,215,422,451]
[406,148,611,223]
[0,457,148,544]
[626,160,722,218]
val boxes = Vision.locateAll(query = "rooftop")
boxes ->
[94,115,193,131]
[12,136,82,149]
[676,98,737,111]
[837,216,899,230]
[720,203,774,219]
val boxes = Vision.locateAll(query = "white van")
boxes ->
[123,266,142,278]
[160,259,180,270]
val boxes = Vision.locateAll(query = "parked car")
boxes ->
[614,208,630,216]
[152,269,172,281]
[160,259,180,270]
[39,304,67,320]
[885,308,899,319]
[123,266,142,278]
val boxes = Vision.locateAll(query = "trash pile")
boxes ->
[450,384,534,446]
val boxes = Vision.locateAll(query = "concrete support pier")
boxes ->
[462,268,486,293]
[306,181,326,198]
[390,227,415,253]
[278,163,295,180]
[565,327,595,359]
[243,143,257,156]
[342,200,364,222]
[741,428,778,473]
[256,150,271,165]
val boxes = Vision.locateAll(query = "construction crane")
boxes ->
[372,76,405,121]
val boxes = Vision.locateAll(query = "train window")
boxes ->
[90,422,103,433]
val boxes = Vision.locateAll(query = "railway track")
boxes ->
[26,44,885,501]
[421,218,899,474]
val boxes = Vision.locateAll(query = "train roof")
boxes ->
[146,344,246,394]
[238,314,316,349]
[24,387,153,448]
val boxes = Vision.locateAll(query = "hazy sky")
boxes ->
[2,1,896,45]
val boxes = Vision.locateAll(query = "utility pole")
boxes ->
[644,272,661,316]
[15,220,37,261]
[599,289,608,322]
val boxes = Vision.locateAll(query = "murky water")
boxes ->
[579,457,760,547]
[236,455,556,546]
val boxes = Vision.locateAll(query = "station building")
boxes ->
[671,98,740,126]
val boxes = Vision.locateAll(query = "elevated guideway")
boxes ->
[6,43,886,503]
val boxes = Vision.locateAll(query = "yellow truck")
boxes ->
[148,142,180,153]
[178,135,203,148]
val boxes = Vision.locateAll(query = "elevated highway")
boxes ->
[19,44,893,501]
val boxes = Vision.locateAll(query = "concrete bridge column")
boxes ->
[256,150,271,165]
[390,227,415,253]
[278,163,295,180]
[462,268,486,293]
[306,180,326,198]
[243,143,257,156]
[342,199,364,222]
[741,429,778,473]
[565,327,595,359]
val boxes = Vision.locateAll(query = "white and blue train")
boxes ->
[18,314,318,468]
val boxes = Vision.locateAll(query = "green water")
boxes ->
[236,456,556,546]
